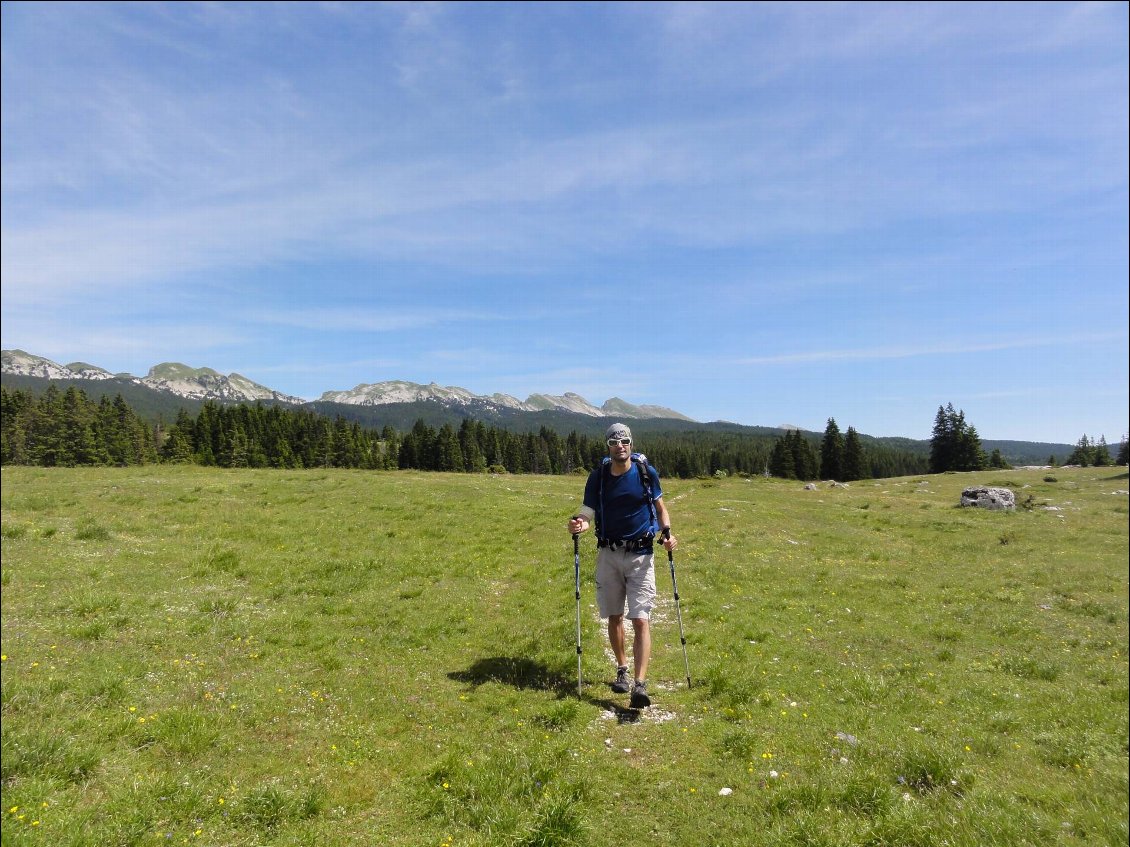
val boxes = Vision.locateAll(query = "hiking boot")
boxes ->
[630,679,651,709]
[611,665,630,693]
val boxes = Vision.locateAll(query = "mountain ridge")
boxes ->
[1,349,693,421]
[0,349,1084,464]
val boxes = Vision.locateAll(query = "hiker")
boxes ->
[567,423,677,708]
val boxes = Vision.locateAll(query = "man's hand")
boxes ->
[661,526,678,551]
[568,515,588,535]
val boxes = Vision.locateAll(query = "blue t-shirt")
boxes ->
[583,458,663,541]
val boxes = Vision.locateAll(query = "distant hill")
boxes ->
[2,350,305,405]
[1,349,1079,464]
[0,372,207,423]
[3,350,691,422]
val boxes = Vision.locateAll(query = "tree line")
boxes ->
[1064,434,1126,467]
[2,384,159,466]
[9,385,1118,479]
[927,402,1127,472]
[1,386,926,478]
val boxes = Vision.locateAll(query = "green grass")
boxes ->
[1,465,1127,846]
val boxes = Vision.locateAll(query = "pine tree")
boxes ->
[458,420,486,473]
[62,387,104,466]
[538,426,563,474]
[1066,435,1094,466]
[929,404,956,473]
[310,418,334,468]
[929,403,984,473]
[1092,436,1112,467]
[1116,435,1129,467]
[332,416,360,467]
[790,430,819,481]
[29,385,65,466]
[504,432,526,473]
[194,403,220,465]
[0,388,32,464]
[161,409,196,463]
[769,435,796,479]
[954,421,986,471]
[378,425,399,470]
[564,431,585,474]
[819,418,844,481]
[988,448,1010,469]
[436,423,464,472]
[463,435,486,473]
[842,426,867,481]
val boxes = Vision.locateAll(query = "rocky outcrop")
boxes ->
[960,486,1016,510]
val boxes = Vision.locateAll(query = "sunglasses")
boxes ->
[607,437,632,446]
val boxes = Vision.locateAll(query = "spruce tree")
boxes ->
[929,403,984,473]
[0,388,32,464]
[1066,435,1094,466]
[61,387,102,466]
[380,425,400,470]
[769,435,796,479]
[564,431,585,473]
[1092,436,1112,467]
[954,421,986,471]
[929,405,953,473]
[332,416,360,467]
[398,431,419,469]
[988,448,1010,469]
[793,430,819,481]
[161,410,195,463]
[842,426,867,481]
[436,423,464,472]
[504,432,526,473]
[819,418,844,481]
[30,385,65,466]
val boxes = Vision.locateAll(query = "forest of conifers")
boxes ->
[1,384,935,479]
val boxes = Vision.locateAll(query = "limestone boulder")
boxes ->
[960,486,1016,510]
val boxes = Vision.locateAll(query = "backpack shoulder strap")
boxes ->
[632,453,658,529]
[597,457,610,540]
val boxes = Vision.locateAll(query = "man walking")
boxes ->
[568,423,677,708]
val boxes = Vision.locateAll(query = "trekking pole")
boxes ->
[572,520,583,697]
[663,527,692,689]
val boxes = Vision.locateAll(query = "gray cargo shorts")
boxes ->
[595,546,657,620]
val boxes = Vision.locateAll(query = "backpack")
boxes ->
[596,452,657,541]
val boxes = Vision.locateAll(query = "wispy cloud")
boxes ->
[4,2,1124,309]
[253,306,510,333]
[733,333,1125,367]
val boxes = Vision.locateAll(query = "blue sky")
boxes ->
[2,2,1127,444]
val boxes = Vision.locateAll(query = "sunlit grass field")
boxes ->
[2,464,1127,846]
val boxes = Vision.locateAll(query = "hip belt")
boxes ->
[598,535,654,552]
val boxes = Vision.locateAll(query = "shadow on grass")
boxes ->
[448,655,643,723]
[449,655,570,692]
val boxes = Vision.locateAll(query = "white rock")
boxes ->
[960,486,1016,510]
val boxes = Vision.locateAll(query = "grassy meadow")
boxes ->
[1,464,1127,846]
